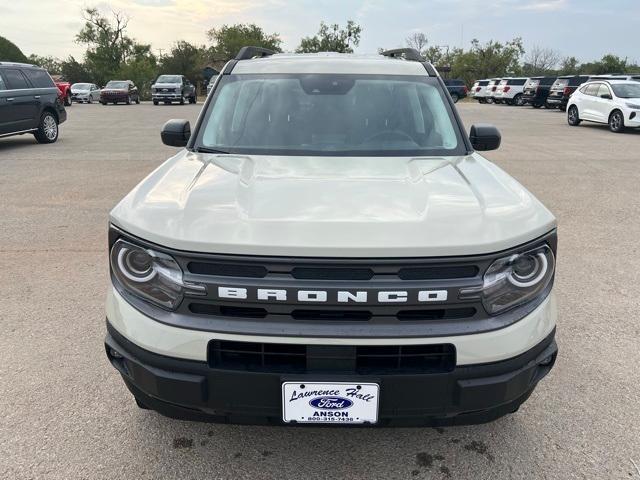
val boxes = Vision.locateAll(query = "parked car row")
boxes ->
[471,74,640,111]
[471,73,640,133]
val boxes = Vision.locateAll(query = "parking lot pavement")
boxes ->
[1,101,639,480]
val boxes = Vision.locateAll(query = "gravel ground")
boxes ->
[1,101,639,479]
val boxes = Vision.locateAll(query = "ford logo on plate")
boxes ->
[309,396,354,410]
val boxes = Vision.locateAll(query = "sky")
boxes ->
[2,0,640,63]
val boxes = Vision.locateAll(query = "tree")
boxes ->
[207,24,281,61]
[449,38,524,86]
[523,45,561,75]
[297,21,362,53]
[76,7,135,85]
[60,56,93,84]
[406,32,428,54]
[27,55,62,74]
[75,7,157,95]
[0,36,28,63]
[158,41,208,84]
[559,56,580,75]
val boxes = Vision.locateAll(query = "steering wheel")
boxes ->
[361,130,415,145]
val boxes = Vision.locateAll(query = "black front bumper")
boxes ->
[105,322,557,427]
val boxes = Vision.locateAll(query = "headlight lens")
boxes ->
[460,245,555,315]
[110,239,204,310]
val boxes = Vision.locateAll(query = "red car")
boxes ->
[51,75,72,106]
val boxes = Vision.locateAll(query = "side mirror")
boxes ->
[161,119,191,147]
[470,124,501,151]
[600,93,612,99]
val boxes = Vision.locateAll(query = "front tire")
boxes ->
[34,111,59,144]
[532,103,542,109]
[567,105,581,126]
[126,95,131,105]
[180,94,185,105]
[189,94,197,104]
[609,110,626,133]
[513,94,524,106]
[153,100,159,105]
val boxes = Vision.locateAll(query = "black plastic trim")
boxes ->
[105,322,557,426]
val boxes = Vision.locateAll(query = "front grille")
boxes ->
[208,341,456,374]
[179,254,489,325]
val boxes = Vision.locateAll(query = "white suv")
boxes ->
[568,80,640,133]
[105,47,558,427]
[493,77,529,106]
[470,79,490,103]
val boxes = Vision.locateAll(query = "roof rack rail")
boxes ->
[381,48,425,62]
[235,46,277,61]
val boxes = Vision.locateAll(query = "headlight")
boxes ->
[110,239,205,310]
[626,103,640,110]
[460,245,555,315]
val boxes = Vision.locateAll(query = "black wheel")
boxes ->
[153,100,158,105]
[87,97,92,104]
[126,95,131,105]
[567,105,581,126]
[100,101,107,105]
[135,397,150,410]
[506,99,514,106]
[179,94,185,105]
[532,103,542,109]
[189,95,197,104]
[513,94,524,106]
[64,93,72,106]
[544,103,554,109]
[34,111,59,144]
[609,110,626,133]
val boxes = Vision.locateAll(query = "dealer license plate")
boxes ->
[282,382,379,424]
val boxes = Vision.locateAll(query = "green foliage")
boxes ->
[207,24,282,61]
[158,41,209,84]
[116,47,157,99]
[297,21,362,53]
[27,55,62,74]
[0,36,28,63]
[60,56,93,85]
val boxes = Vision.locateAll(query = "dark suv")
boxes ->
[522,77,557,108]
[443,79,468,103]
[100,80,140,105]
[0,62,67,143]
[546,75,589,111]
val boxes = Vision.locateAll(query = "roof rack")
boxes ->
[235,46,277,61]
[381,48,425,62]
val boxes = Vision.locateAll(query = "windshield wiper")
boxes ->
[193,146,230,154]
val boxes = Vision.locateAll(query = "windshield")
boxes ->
[72,83,91,90]
[611,83,640,98]
[195,74,465,156]
[106,81,128,89]
[156,75,181,84]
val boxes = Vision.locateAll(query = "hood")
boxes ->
[110,151,556,257]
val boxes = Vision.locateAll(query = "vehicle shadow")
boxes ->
[0,136,41,152]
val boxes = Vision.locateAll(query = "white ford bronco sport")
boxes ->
[105,47,558,426]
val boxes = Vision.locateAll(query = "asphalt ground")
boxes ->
[1,100,639,479]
